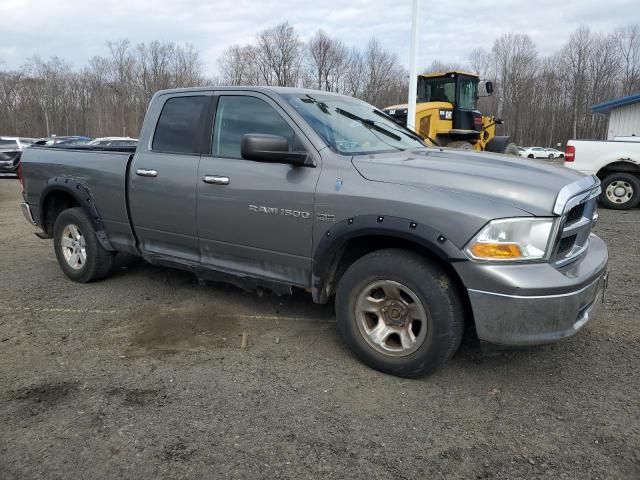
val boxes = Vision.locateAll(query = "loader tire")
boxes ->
[445,140,474,150]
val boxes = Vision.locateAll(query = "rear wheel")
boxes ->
[600,173,640,210]
[53,207,115,282]
[445,140,474,150]
[335,249,464,378]
[548,154,554,159]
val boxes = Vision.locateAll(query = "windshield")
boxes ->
[417,75,478,110]
[284,94,425,155]
[417,77,456,104]
[457,77,478,110]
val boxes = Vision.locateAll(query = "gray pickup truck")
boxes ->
[19,87,608,377]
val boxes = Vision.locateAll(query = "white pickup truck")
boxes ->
[565,137,640,209]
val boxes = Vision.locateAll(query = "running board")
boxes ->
[34,231,52,239]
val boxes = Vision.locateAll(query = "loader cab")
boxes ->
[416,71,484,134]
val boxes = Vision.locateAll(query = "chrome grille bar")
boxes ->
[551,176,601,266]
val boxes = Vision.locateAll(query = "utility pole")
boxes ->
[407,0,420,132]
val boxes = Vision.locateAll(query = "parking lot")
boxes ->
[0,177,638,479]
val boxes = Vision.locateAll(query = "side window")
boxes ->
[152,96,208,154]
[212,96,302,159]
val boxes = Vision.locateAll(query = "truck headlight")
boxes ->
[465,218,555,262]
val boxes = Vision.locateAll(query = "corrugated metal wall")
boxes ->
[607,103,640,140]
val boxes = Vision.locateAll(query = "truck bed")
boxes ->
[565,139,640,175]
[20,146,136,252]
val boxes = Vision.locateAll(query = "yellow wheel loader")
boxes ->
[383,71,518,155]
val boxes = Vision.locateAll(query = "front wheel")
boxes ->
[485,137,519,156]
[600,173,640,210]
[445,140,474,150]
[335,249,464,377]
[53,207,115,282]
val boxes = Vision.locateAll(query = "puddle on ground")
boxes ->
[127,301,249,355]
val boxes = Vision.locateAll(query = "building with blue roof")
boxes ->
[592,93,640,140]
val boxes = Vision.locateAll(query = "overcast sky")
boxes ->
[1,0,638,76]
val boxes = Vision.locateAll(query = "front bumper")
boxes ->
[455,234,608,346]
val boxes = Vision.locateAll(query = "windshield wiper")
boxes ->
[303,94,331,114]
[371,110,426,144]
[335,108,402,142]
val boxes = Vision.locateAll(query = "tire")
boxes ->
[600,173,640,210]
[445,140,474,150]
[485,136,519,156]
[548,154,554,159]
[53,207,115,282]
[528,154,534,158]
[335,249,465,378]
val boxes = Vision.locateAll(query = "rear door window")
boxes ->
[212,96,302,159]
[153,96,208,154]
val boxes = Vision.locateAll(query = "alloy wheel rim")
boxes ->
[354,280,428,357]
[606,181,633,204]
[61,224,86,270]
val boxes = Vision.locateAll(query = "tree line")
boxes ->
[217,23,409,109]
[0,40,204,139]
[0,22,638,147]
[468,24,639,147]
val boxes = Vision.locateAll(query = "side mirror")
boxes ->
[241,134,311,167]
[484,81,494,95]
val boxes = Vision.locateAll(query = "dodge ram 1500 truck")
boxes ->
[565,137,640,209]
[19,87,609,377]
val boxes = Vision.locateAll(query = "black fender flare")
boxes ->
[40,177,115,251]
[311,214,466,303]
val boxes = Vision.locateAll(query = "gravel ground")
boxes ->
[0,177,638,479]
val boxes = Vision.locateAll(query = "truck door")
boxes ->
[129,93,211,263]
[197,92,321,287]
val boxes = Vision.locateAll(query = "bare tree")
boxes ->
[614,24,640,95]
[307,30,348,91]
[469,48,492,78]
[561,27,593,138]
[341,47,367,98]
[218,45,249,85]
[422,59,466,75]
[256,22,303,86]
[362,38,407,107]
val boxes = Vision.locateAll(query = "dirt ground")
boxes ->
[0,177,638,479]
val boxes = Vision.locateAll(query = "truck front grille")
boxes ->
[551,197,597,266]
[557,234,577,257]
[565,203,585,223]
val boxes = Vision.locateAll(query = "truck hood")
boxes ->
[351,148,586,216]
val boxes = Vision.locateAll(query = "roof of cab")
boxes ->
[418,71,478,79]
[153,85,350,98]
